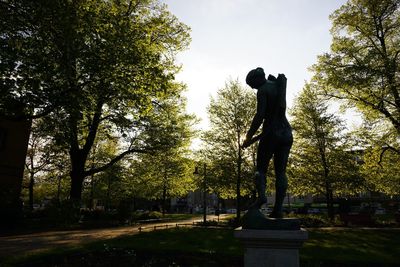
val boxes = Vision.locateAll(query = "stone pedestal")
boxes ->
[234,227,308,267]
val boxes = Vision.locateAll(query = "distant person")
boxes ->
[242,67,292,218]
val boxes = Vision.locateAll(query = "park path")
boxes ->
[0,215,225,257]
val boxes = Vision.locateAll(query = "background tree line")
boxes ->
[197,0,399,221]
[1,0,197,212]
[2,0,399,220]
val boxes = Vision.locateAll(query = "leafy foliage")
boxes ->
[311,0,400,152]
[361,145,400,195]
[310,0,400,198]
[120,95,197,209]
[1,0,193,200]
[201,79,258,219]
[289,83,364,218]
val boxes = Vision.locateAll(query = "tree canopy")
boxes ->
[289,82,364,219]
[1,0,193,200]
[202,79,257,220]
[312,0,400,153]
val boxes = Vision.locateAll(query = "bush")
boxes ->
[131,210,163,221]
[40,200,81,226]
[372,214,397,227]
[80,209,118,222]
[117,200,131,223]
[288,213,341,227]
[146,211,163,219]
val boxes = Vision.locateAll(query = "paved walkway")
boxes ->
[0,215,225,257]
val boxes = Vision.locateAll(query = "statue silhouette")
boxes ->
[242,67,292,218]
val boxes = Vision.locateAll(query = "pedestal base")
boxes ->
[242,208,300,230]
[234,228,308,267]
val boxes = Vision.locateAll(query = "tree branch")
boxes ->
[84,147,148,177]
[378,145,400,166]
[82,97,104,155]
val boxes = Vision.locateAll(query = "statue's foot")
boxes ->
[248,198,267,210]
[269,210,283,219]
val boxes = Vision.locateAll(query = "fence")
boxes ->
[137,221,226,232]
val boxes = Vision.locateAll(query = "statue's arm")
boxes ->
[246,88,266,140]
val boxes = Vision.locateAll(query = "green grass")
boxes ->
[301,228,400,266]
[162,213,201,221]
[2,227,400,266]
[1,228,243,267]
[104,227,241,254]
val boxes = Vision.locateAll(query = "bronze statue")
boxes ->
[242,67,293,219]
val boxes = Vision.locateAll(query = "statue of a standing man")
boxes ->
[242,67,293,218]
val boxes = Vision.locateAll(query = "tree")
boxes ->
[23,118,72,208]
[202,79,257,221]
[361,145,400,196]
[23,149,71,205]
[24,121,51,210]
[80,134,123,209]
[312,0,400,155]
[126,128,196,214]
[289,83,364,219]
[130,152,195,213]
[118,93,196,213]
[1,0,191,201]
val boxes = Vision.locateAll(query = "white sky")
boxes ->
[161,0,348,131]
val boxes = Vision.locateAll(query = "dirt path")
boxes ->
[0,215,226,257]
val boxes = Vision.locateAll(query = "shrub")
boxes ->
[288,213,341,227]
[41,200,81,226]
[131,210,164,221]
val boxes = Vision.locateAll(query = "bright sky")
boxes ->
[161,0,348,131]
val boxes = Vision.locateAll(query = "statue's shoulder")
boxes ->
[264,80,277,90]
[258,83,269,93]
[256,82,271,98]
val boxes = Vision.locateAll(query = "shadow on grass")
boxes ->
[2,228,400,267]
[301,228,400,267]
[2,228,243,267]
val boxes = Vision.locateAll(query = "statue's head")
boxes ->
[246,67,266,89]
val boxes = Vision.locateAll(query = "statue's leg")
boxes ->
[250,137,273,209]
[270,144,292,218]
[270,169,287,218]
[249,171,267,209]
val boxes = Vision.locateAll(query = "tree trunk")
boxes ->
[69,149,88,201]
[326,188,334,220]
[57,175,62,201]
[162,183,167,216]
[70,170,85,201]
[90,175,95,209]
[324,175,334,220]
[203,163,207,223]
[28,172,34,211]
[106,177,111,211]
[236,130,242,223]
[319,144,334,221]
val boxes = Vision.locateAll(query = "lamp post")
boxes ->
[194,163,207,223]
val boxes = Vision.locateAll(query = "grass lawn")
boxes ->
[302,228,400,266]
[162,213,202,221]
[2,227,400,266]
